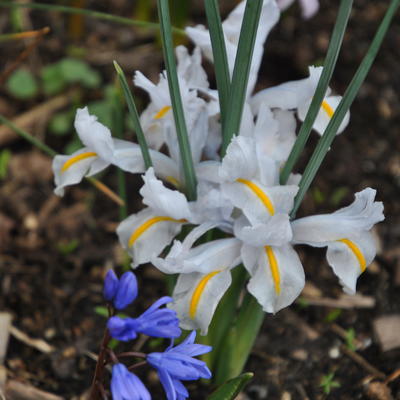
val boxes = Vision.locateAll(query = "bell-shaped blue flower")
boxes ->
[107,296,181,341]
[147,331,212,400]
[103,270,119,301]
[111,363,150,400]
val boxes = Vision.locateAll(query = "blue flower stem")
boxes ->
[89,329,111,400]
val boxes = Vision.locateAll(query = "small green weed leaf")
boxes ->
[59,58,101,88]
[320,372,341,394]
[41,64,65,95]
[345,328,357,351]
[0,149,11,179]
[56,238,79,256]
[7,68,38,99]
[208,373,254,400]
[49,111,74,136]
[88,100,113,128]
[324,308,342,323]
[330,186,349,206]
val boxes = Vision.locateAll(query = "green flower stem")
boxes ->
[157,0,197,200]
[0,1,185,36]
[114,61,153,170]
[291,0,400,218]
[221,0,263,156]
[280,0,353,185]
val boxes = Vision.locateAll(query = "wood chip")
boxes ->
[365,381,393,400]
[373,315,400,351]
[0,313,12,365]
[9,326,55,354]
[5,380,64,400]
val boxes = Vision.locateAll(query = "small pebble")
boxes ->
[329,347,340,359]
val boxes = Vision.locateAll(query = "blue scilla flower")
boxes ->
[103,270,138,310]
[111,363,151,400]
[107,296,181,341]
[146,331,212,400]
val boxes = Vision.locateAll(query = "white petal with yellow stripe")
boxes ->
[52,148,108,196]
[170,268,232,335]
[153,236,241,275]
[327,232,376,294]
[242,244,305,313]
[222,179,298,227]
[291,188,384,244]
[117,208,187,268]
[297,95,350,136]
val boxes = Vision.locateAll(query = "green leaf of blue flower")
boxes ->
[207,373,254,400]
[7,68,38,99]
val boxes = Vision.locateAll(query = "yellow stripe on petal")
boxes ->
[338,238,367,273]
[265,246,281,294]
[321,99,335,118]
[128,216,186,247]
[189,270,221,319]
[236,178,275,215]
[61,152,97,173]
[154,106,172,120]
[166,176,180,189]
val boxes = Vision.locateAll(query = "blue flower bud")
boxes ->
[114,272,138,310]
[103,270,119,301]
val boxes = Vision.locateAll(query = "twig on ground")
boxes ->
[0,26,50,85]
[9,325,55,354]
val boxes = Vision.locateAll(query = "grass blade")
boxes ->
[280,0,353,184]
[0,115,56,156]
[114,61,153,170]
[291,0,400,218]
[0,1,185,35]
[157,0,197,200]
[221,0,263,155]
[111,84,128,220]
[204,0,230,122]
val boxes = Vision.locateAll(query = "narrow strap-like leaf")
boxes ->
[214,293,264,384]
[0,1,185,35]
[157,0,197,200]
[114,61,153,170]
[221,0,263,155]
[204,0,230,123]
[207,372,254,400]
[291,0,400,218]
[280,0,353,184]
